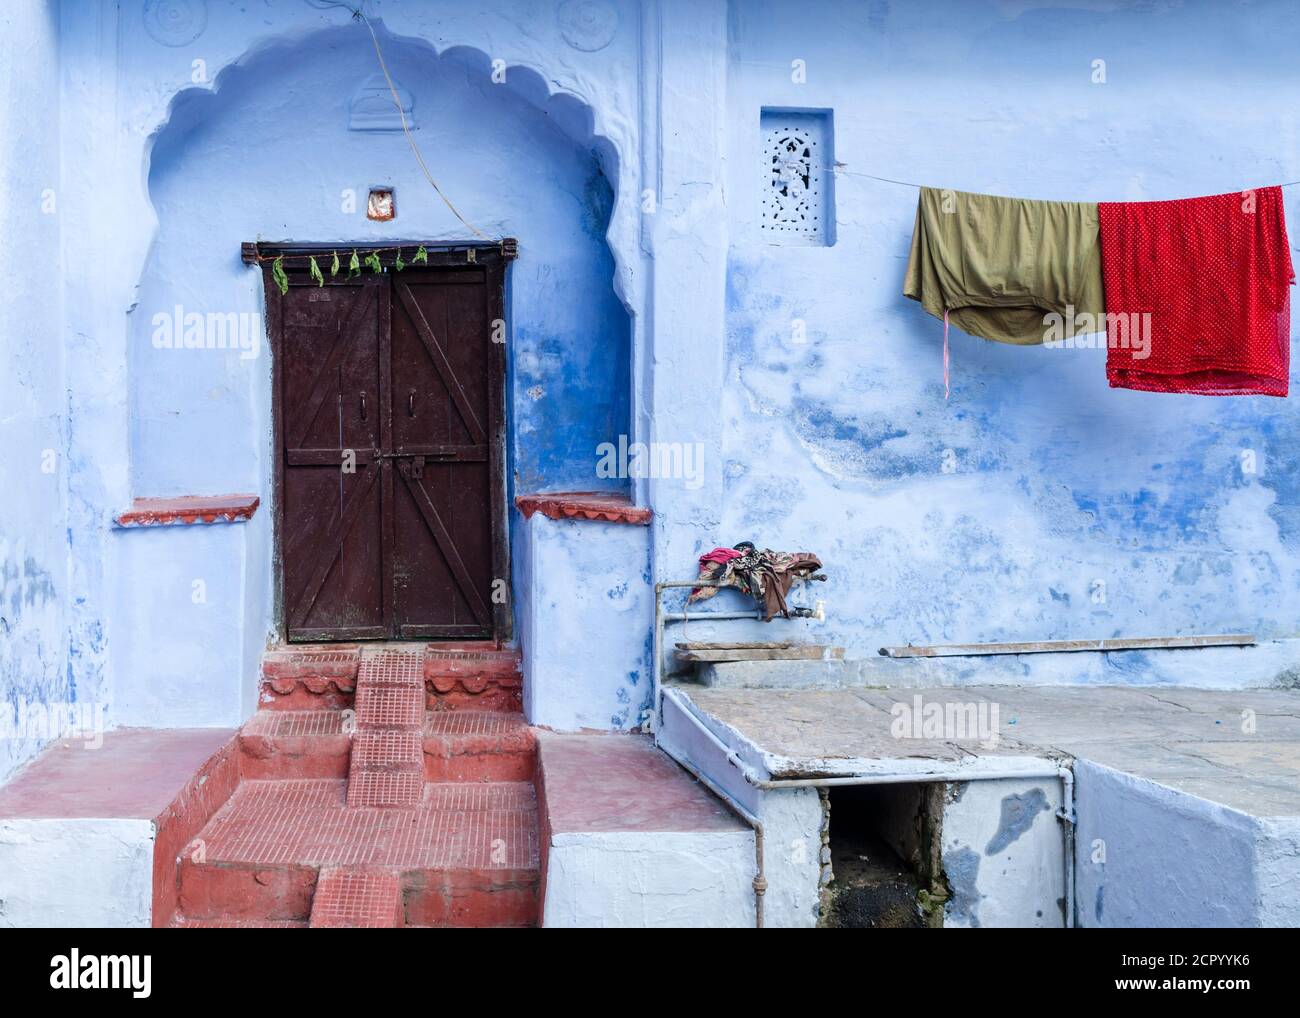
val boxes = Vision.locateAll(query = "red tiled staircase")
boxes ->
[347,650,425,808]
[169,644,539,928]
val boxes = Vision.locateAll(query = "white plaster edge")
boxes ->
[1072,757,1261,829]
[0,817,155,928]
[549,828,752,848]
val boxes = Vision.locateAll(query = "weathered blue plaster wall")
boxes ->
[107,16,631,721]
[0,1,71,780]
[15,0,1300,755]
[942,778,1065,928]
[519,513,651,730]
[709,0,1300,676]
[1074,760,1260,927]
[9,0,647,735]
[138,22,630,500]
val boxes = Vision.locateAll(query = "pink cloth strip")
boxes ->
[943,308,950,400]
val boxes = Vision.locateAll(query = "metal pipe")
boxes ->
[652,576,825,723]
[749,769,1068,789]
[653,684,769,928]
[660,610,781,621]
[655,740,767,929]
[658,577,825,589]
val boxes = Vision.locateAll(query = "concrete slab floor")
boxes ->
[670,685,1300,818]
[0,728,236,820]
[537,733,755,928]
[538,732,746,834]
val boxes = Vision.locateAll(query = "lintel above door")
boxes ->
[242,239,518,268]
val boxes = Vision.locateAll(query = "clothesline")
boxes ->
[905,184,1294,400]
[828,165,1300,193]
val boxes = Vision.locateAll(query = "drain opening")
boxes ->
[819,783,949,928]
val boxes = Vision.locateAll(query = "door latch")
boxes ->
[411,455,424,479]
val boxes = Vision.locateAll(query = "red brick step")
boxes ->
[174,643,540,928]
[422,711,536,782]
[239,710,535,781]
[170,917,307,928]
[176,779,540,927]
[260,643,523,712]
[309,868,404,928]
[240,710,351,779]
[347,649,424,808]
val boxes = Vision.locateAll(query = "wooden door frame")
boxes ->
[245,239,517,643]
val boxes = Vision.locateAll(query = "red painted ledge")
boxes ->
[115,494,260,528]
[515,491,652,526]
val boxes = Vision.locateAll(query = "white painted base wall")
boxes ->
[0,818,153,928]
[1256,817,1300,927]
[755,787,826,928]
[542,829,755,928]
[1074,760,1300,928]
[942,778,1066,928]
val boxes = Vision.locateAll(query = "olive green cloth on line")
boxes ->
[903,186,1106,345]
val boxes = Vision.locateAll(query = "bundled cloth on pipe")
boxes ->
[690,542,823,622]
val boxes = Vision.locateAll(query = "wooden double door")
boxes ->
[260,246,511,642]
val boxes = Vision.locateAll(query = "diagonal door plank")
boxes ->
[397,467,491,629]
[394,282,486,444]
[287,284,378,452]
[288,464,380,631]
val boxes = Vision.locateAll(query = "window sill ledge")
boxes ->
[515,491,651,526]
[114,494,260,528]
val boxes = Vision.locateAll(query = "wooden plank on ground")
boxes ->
[676,641,797,651]
[878,634,1257,659]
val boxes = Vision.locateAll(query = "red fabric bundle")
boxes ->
[1098,187,1294,396]
[698,547,743,569]
[690,546,744,601]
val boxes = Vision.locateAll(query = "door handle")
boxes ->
[408,389,416,417]
[360,390,367,422]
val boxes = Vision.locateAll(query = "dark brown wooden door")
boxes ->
[265,248,509,643]
[389,272,495,638]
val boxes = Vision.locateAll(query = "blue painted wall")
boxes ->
[1074,759,1262,927]
[44,3,641,731]
[708,0,1300,667]
[9,0,1300,752]
[139,22,630,501]
[519,513,651,730]
[0,1,71,780]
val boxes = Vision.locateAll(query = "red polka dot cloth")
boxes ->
[1098,187,1294,396]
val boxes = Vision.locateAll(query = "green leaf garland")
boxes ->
[271,256,289,296]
